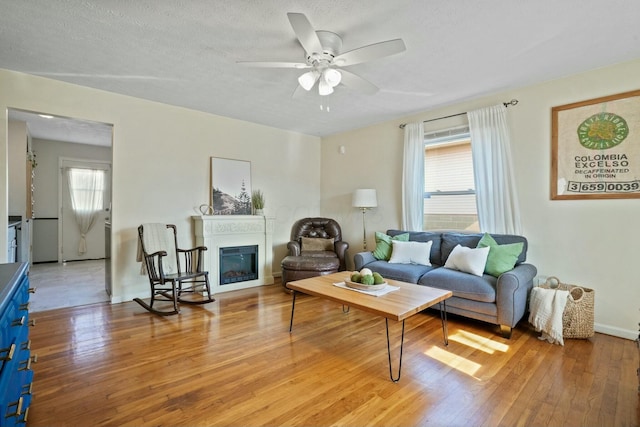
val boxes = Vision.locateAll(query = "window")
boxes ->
[67,168,106,214]
[423,126,479,231]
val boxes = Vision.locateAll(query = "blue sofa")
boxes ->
[354,230,537,338]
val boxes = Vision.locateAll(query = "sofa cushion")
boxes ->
[372,232,409,261]
[300,250,338,258]
[388,240,433,266]
[387,230,443,265]
[363,260,436,284]
[441,232,528,265]
[477,233,524,277]
[281,255,340,272]
[301,237,334,251]
[419,267,497,303]
[443,244,490,276]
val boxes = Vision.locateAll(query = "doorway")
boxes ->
[59,158,111,262]
[7,108,114,309]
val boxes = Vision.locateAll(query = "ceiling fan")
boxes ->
[238,13,406,96]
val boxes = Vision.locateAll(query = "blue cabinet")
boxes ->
[0,263,34,426]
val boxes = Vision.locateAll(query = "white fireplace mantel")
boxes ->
[193,215,275,293]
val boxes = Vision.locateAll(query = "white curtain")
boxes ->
[67,168,105,254]
[402,121,425,230]
[467,104,522,234]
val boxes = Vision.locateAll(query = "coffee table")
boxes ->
[287,272,452,382]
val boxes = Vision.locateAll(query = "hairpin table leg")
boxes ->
[289,290,297,333]
[386,318,405,383]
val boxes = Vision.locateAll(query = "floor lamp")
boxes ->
[352,189,378,250]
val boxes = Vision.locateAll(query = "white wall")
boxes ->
[322,58,640,340]
[0,69,321,303]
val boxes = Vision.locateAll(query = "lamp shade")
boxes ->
[318,79,334,96]
[323,68,342,87]
[298,70,319,91]
[352,189,378,208]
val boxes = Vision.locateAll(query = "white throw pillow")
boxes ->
[388,240,433,266]
[444,244,490,276]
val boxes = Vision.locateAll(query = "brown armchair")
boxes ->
[287,217,348,270]
[281,217,349,290]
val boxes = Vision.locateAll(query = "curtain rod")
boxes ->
[398,99,519,129]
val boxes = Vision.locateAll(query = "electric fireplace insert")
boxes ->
[219,245,258,285]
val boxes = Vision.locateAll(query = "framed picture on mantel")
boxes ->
[210,157,252,215]
[551,89,640,200]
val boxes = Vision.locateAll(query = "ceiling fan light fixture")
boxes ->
[298,70,319,91]
[240,13,406,98]
[318,79,334,96]
[323,68,342,87]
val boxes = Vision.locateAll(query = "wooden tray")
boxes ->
[345,280,387,291]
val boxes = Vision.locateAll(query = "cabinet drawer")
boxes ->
[1,393,31,426]
[0,264,32,427]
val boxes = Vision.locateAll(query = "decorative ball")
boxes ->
[361,274,375,285]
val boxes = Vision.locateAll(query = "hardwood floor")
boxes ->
[28,280,638,427]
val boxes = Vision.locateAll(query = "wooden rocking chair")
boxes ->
[134,223,215,315]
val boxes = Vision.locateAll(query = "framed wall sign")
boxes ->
[551,89,640,200]
[210,157,252,215]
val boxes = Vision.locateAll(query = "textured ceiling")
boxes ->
[8,109,113,146]
[2,0,640,144]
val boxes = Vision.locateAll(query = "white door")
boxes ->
[59,158,111,262]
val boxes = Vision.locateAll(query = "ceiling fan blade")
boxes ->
[292,84,307,99]
[287,12,323,55]
[237,61,310,69]
[334,39,406,67]
[338,69,379,95]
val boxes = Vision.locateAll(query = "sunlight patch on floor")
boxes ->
[447,330,510,354]
[424,346,482,378]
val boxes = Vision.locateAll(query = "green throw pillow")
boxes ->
[477,233,524,277]
[372,232,410,261]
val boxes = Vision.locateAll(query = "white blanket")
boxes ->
[136,223,177,275]
[528,287,569,345]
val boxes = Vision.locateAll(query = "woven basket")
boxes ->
[540,276,595,339]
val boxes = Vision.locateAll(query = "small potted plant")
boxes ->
[251,189,265,215]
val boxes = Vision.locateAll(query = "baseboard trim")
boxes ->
[595,323,637,340]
